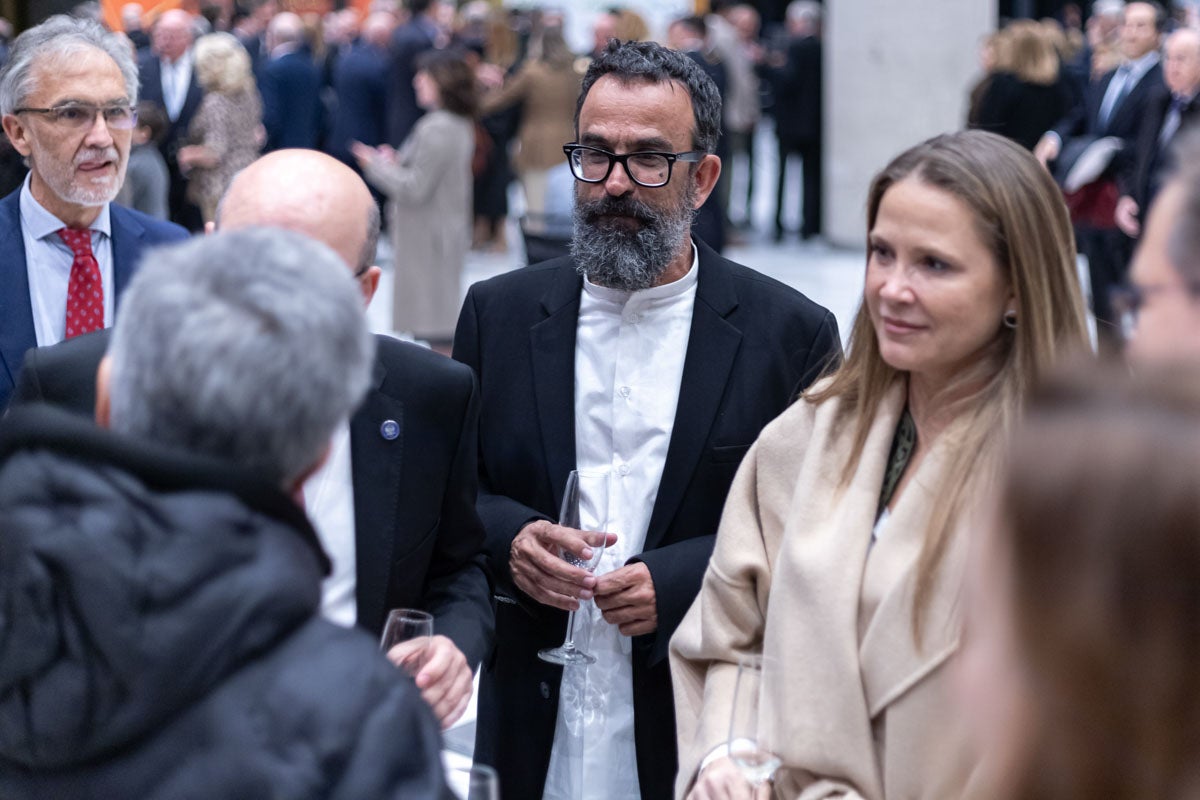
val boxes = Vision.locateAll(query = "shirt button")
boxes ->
[618,464,630,476]
[539,681,551,699]
[619,386,631,397]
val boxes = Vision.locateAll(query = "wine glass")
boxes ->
[448,764,500,800]
[380,608,434,673]
[537,468,609,666]
[728,654,781,787]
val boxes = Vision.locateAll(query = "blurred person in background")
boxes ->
[115,100,170,220]
[328,12,394,172]
[1034,1,1165,353]
[261,12,321,151]
[177,32,262,224]
[613,7,649,43]
[971,21,1071,151]
[672,130,1089,800]
[386,0,445,148]
[1115,28,1200,238]
[354,48,475,346]
[967,30,1013,128]
[121,3,151,51]
[232,0,278,74]
[1113,131,1200,364]
[139,8,205,229]
[591,9,619,57]
[478,24,582,232]
[709,0,762,232]
[958,366,1200,800]
[762,0,823,242]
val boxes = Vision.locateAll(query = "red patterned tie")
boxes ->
[57,228,104,340]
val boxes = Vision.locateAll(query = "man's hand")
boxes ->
[594,562,657,636]
[510,520,617,611]
[1115,195,1141,237]
[686,756,770,800]
[386,635,473,729]
[1033,134,1060,167]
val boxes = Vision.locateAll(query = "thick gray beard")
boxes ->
[570,185,696,292]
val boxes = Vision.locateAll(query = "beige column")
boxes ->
[824,0,996,247]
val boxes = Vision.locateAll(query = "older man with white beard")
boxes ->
[0,15,187,411]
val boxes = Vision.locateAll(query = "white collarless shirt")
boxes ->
[543,245,699,800]
[302,419,358,628]
[160,52,194,121]
[19,174,115,348]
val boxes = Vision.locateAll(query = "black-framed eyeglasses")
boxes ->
[563,143,705,188]
[14,103,138,131]
[1110,280,1200,339]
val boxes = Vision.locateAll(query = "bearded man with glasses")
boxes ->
[454,39,841,800]
[0,15,186,411]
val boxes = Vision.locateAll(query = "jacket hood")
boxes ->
[0,406,329,769]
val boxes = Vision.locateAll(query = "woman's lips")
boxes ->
[881,316,925,335]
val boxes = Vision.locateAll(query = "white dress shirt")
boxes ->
[543,246,699,800]
[160,52,194,121]
[303,419,359,628]
[19,174,115,348]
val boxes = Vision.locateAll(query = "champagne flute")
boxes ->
[380,608,434,673]
[728,654,781,787]
[538,468,609,666]
[449,764,500,800]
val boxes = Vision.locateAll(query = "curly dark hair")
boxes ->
[574,39,722,153]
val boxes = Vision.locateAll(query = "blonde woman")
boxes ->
[178,32,263,223]
[670,131,1089,800]
[970,21,1071,150]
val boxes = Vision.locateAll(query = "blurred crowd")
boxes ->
[7,4,1200,800]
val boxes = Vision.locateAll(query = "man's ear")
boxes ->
[1,114,33,158]
[690,154,722,209]
[359,265,382,307]
[94,354,112,429]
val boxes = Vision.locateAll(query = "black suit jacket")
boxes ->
[451,240,840,800]
[138,53,205,226]
[764,34,822,147]
[9,332,494,668]
[385,17,437,147]
[262,50,324,152]
[1119,84,1200,217]
[1051,60,1163,179]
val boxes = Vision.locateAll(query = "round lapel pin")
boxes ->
[380,419,400,441]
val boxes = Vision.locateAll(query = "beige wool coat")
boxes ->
[671,380,981,800]
[362,109,473,340]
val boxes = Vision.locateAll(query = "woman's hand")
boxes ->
[687,757,772,800]
[177,145,218,170]
[350,141,398,170]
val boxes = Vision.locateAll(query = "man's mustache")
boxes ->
[578,195,659,225]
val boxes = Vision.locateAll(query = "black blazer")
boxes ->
[971,72,1072,151]
[1119,84,1200,216]
[385,18,437,147]
[262,50,324,152]
[451,240,840,800]
[8,332,494,668]
[137,53,204,158]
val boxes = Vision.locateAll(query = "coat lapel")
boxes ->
[349,355,405,632]
[0,190,36,393]
[109,205,148,311]
[644,241,742,550]
[529,265,581,510]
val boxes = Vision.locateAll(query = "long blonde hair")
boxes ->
[807,130,1089,639]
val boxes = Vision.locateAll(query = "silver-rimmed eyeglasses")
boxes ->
[14,103,138,131]
[563,143,705,188]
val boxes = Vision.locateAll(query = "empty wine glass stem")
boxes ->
[562,609,579,651]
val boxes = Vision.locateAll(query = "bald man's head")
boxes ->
[218,150,381,292]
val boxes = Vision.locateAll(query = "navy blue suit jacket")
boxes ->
[0,188,188,411]
[385,18,437,147]
[326,41,389,164]
[262,51,323,152]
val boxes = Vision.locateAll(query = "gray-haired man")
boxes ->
[0,228,451,798]
[0,14,187,411]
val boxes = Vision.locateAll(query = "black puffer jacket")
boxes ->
[0,406,451,799]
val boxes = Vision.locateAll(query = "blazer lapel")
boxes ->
[857,424,970,720]
[644,241,742,550]
[0,190,36,392]
[109,205,147,311]
[350,355,405,632]
[529,265,581,509]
